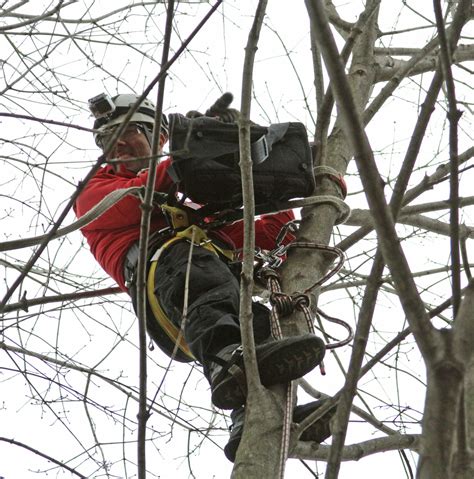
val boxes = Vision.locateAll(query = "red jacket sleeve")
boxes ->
[75,159,173,230]
[219,210,295,251]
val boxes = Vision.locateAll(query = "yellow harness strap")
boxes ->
[161,204,191,230]
[146,225,234,361]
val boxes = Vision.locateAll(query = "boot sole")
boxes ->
[212,335,325,410]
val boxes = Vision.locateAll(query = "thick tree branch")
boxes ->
[233,3,292,479]
[307,0,437,363]
[453,281,474,363]
[346,208,474,240]
[238,0,267,397]
[375,44,474,82]
[293,434,420,461]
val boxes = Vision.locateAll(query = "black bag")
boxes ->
[167,113,315,211]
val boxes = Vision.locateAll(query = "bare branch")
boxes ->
[293,434,420,462]
[0,112,94,132]
[376,44,474,82]
[0,0,75,32]
[0,437,87,478]
[0,286,122,315]
[433,0,466,316]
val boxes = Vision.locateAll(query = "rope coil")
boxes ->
[314,165,348,199]
[255,222,353,353]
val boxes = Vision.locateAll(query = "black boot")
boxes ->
[224,399,335,462]
[207,334,326,410]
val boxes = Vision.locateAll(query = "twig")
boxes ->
[0,437,87,478]
[337,145,474,253]
[323,264,474,292]
[0,340,201,434]
[0,1,29,14]
[0,286,122,315]
[433,0,464,317]
[135,0,174,476]
[1,2,163,24]
[0,112,94,132]
[295,290,457,443]
[83,374,110,478]
[146,228,196,414]
[299,379,399,436]
[0,0,74,32]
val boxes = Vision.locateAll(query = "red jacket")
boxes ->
[74,158,294,291]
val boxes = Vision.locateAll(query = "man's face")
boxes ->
[100,124,153,173]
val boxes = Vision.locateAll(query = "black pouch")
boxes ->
[167,114,315,211]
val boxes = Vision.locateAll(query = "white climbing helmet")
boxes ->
[89,93,169,147]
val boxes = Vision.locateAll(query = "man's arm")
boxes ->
[220,210,295,251]
[74,158,173,230]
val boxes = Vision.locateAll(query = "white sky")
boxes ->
[1,1,473,478]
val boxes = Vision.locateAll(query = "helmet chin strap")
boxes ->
[141,124,153,147]
[141,123,167,156]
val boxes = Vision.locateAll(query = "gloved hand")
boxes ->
[205,92,240,123]
[185,92,240,123]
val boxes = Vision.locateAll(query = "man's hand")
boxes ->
[185,92,240,123]
[205,92,240,123]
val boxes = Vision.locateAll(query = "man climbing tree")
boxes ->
[73,92,333,459]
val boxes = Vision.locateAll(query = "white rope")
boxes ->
[0,186,145,252]
[313,165,344,179]
[264,195,351,225]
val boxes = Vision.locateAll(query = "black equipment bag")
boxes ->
[167,113,315,211]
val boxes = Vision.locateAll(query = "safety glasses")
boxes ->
[97,123,146,150]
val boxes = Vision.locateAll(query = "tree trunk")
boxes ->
[418,358,464,478]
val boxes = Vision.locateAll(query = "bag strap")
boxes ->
[251,122,289,164]
[169,112,290,165]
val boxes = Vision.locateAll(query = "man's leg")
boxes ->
[224,399,336,462]
[153,240,326,409]
[153,241,244,364]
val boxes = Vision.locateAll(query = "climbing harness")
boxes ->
[127,195,235,363]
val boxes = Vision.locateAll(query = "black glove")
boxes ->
[205,92,240,123]
[185,92,240,123]
[185,110,204,119]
